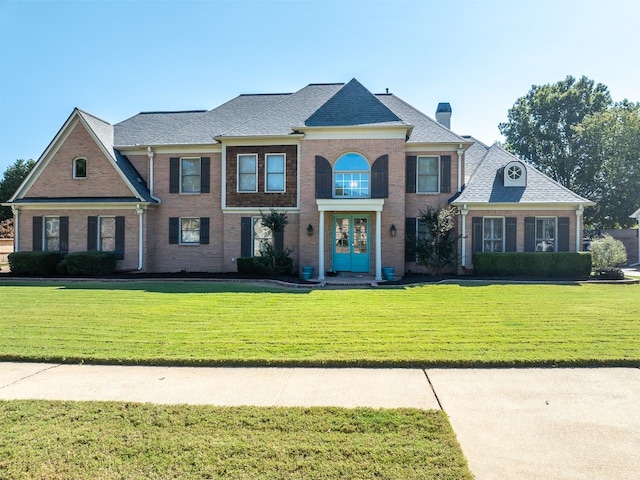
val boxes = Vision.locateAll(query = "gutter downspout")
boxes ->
[575,205,584,252]
[136,204,144,271]
[147,147,162,204]
[457,145,464,192]
[11,206,19,253]
[460,205,468,268]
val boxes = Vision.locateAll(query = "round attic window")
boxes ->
[506,164,522,181]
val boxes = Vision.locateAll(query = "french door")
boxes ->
[333,215,369,272]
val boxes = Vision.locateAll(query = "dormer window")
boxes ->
[503,160,526,187]
[73,158,87,179]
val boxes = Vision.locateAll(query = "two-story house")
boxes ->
[6,79,593,280]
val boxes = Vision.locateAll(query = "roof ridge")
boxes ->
[76,108,111,126]
[139,110,207,115]
[216,89,301,137]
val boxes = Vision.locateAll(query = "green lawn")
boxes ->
[1,281,638,367]
[0,401,472,480]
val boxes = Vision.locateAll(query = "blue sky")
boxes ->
[1,0,638,174]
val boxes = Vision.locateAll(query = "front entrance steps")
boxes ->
[320,273,382,287]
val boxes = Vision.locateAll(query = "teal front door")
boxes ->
[333,215,370,273]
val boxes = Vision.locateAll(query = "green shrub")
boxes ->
[237,257,259,274]
[64,252,116,276]
[252,243,294,275]
[8,251,62,276]
[473,252,592,278]
[590,235,627,270]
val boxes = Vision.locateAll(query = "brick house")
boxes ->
[6,79,593,279]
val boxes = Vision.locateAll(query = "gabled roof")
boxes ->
[304,78,403,127]
[114,110,208,146]
[452,143,593,206]
[10,109,156,204]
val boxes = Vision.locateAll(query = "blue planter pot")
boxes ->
[382,267,395,281]
[301,266,315,280]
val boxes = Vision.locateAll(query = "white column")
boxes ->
[318,212,325,280]
[460,206,468,267]
[375,210,382,281]
[575,205,584,251]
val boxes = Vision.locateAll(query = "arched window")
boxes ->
[73,158,87,179]
[334,153,370,198]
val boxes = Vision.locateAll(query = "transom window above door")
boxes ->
[334,153,370,198]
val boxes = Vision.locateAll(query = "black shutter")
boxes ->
[472,217,483,253]
[241,217,252,257]
[315,156,332,198]
[87,216,98,251]
[405,217,417,262]
[406,156,416,193]
[274,230,284,252]
[440,155,451,193]
[169,217,180,244]
[170,158,180,193]
[558,217,570,252]
[115,216,125,259]
[200,157,210,193]
[32,216,43,251]
[371,154,388,198]
[200,217,210,245]
[505,217,517,252]
[524,217,536,252]
[59,217,69,255]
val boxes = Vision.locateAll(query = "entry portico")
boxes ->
[316,199,385,281]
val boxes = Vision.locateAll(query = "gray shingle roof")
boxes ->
[377,94,469,144]
[460,135,489,183]
[453,143,593,205]
[304,78,404,127]
[218,83,345,137]
[114,110,208,146]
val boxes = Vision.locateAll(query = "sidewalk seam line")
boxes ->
[423,369,444,411]
[0,363,63,391]
[272,368,294,406]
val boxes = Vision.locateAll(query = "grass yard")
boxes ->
[0,401,472,480]
[0,281,638,367]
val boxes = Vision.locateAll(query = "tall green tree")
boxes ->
[499,76,612,193]
[574,101,640,228]
[0,159,36,221]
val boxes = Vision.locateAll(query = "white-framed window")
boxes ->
[417,156,439,193]
[180,217,201,244]
[334,152,370,198]
[415,217,431,262]
[252,217,273,256]
[99,217,116,252]
[265,153,285,192]
[238,154,258,193]
[483,217,504,252]
[181,157,201,193]
[73,158,87,179]
[44,216,60,251]
[536,217,556,252]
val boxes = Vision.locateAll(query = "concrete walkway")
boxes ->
[1,363,639,480]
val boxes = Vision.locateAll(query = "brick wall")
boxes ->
[460,209,581,270]
[18,208,142,271]
[27,122,133,198]
[298,138,407,275]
